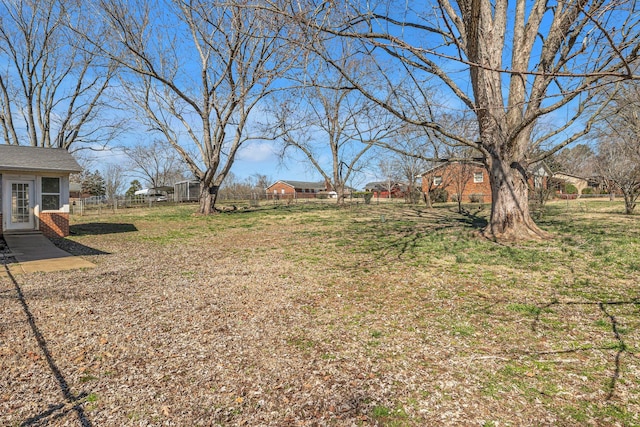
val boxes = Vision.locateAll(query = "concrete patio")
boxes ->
[1,232,95,275]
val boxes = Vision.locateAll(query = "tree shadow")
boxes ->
[50,239,110,257]
[453,207,489,229]
[485,296,638,403]
[3,264,92,426]
[70,223,138,236]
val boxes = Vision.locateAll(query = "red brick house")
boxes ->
[364,181,408,198]
[0,145,82,238]
[422,161,491,203]
[421,160,551,204]
[265,180,330,199]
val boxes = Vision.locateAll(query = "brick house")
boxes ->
[364,181,408,198]
[422,160,551,204]
[549,172,590,196]
[0,145,82,238]
[422,161,492,203]
[265,180,330,199]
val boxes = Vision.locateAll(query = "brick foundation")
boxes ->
[39,212,70,238]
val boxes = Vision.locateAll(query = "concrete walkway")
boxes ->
[2,232,95,275]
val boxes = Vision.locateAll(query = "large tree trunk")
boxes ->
[622,192,636,215]
[424,190,432,208]
[198,184,218,214]
[484,156,550,241]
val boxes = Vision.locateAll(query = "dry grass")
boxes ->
[1,199,639,426]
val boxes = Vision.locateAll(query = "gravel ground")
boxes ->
[1,206,638,426]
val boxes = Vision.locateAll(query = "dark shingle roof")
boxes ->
[271,180,327,190]
[0,145,82,173]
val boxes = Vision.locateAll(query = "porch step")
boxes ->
[3,230,43,236]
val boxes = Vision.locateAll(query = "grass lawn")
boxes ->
[1,198,638,426]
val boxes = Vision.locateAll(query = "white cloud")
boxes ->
[237,142,277,162]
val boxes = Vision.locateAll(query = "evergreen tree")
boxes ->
[81,170,106,196]
[125,180,143,197]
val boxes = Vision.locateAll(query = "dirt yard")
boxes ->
[1,202,638,426]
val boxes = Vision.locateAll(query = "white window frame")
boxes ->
[41,176,61,211]
[473,172,484,183]
[433,176,443,186]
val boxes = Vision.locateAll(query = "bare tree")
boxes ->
[95,0,299,213]
[552,144,597,176]
[103,163,126,202]
[391,134,431,204]
[594,83,640,214]
[373,130,429,204]
[377,157,401,199]
[447,161,476,214]
[0,0,120,150]
[123,140,189,188]
[596,140,640,214]
[285,0,640,240]
[277,51,400,204]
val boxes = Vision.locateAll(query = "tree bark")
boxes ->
[484,155,550,241]
[198,185,218,214]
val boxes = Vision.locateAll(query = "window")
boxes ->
[433,176,443,185]
[41,177,60,210]
[473,172,484,183]
[534,176,543,189]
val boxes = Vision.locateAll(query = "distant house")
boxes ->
[364,181,408,198]
[0,145,82,238]
[69,181,84,200]
[421,160,550,203]
[550,172,590,196]
[266,180,329,199]
[421,161,491,203]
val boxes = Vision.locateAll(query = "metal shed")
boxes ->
[174,180,200,202]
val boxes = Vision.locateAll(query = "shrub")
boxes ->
[565,183,578,194]
[363,192,373,204]
[581,187,593,195]
[430,188,448,203]
[469,193,485,203]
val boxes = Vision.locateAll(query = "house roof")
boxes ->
[364,181,407,191]
[268,180,327,190]
[552,171,588,181]
[0,145,82,174]
[528,161,552,177]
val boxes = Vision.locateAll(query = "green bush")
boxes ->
[581,187,593,195]
[430,188,448,203]
[469,193,485,203]
[363,192,373,204]
[565,183,578,194]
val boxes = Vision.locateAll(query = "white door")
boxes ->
[6,180,35,231]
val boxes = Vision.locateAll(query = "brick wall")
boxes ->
[267,182,296,196]
[423,162,493,203]
[39,212,70,238]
